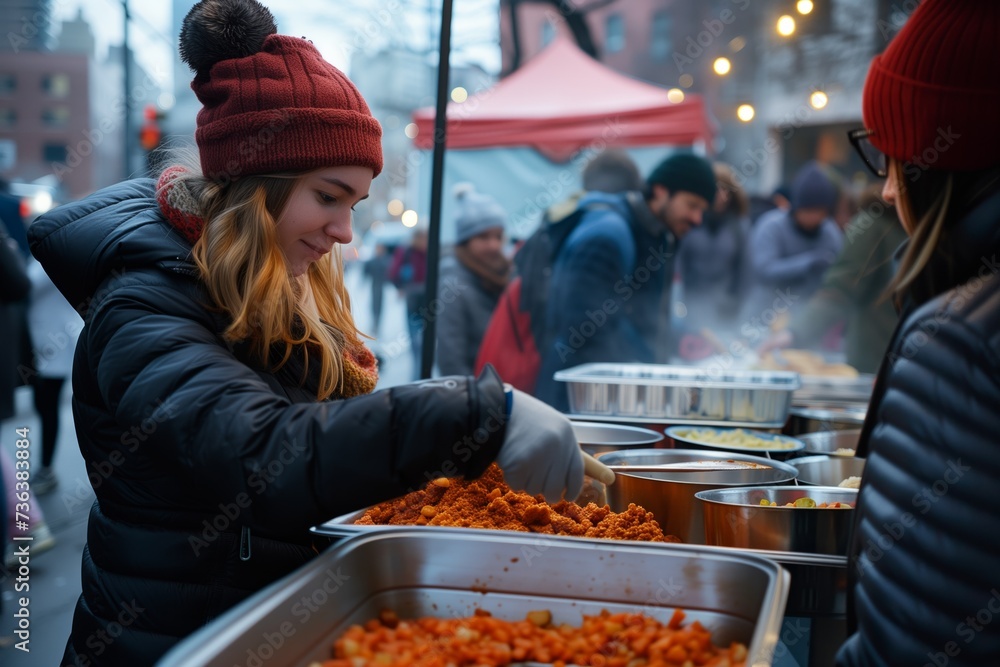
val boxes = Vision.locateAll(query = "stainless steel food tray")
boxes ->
[160,529,789,667]
[313,511,846,618]
[555,363,800,424]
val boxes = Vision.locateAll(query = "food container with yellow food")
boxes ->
[666,425,805,455]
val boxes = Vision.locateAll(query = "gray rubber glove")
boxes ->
[495,389,585,503]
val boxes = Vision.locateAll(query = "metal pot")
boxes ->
[570,421,664,456]
[786,406,866,435]
[796,429,862,457]
[697,486,858,555]
[792,455,866,487]
[598,449,798,543]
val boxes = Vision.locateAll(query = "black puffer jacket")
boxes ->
[837,189,1000,666]
[28,180,508,666]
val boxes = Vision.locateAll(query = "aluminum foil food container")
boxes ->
[554,363,800,424]
[160,529,790,667]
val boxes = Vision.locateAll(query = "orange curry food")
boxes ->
[354,463,679,542]
[323,608,748,667]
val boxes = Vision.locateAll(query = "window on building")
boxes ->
[0,74,15,95]
[606,14,625,53]
[41,107,70,128]
[541,20,556,48]
[43,143,68,163]
[650,11,672,61]
[42,74,70,98]
[0,108,15,128]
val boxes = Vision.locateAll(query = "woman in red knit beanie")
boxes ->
[25,0,584,663]
[839,1,1000,665]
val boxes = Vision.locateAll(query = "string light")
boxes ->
[777,15,796,36]
[713,57,732,76]
[809,91,829,109]
[797,0,814,15]
[667,88,685,103]
[737,104,755,122]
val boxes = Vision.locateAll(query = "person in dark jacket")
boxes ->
[535,153,716,410]
[760,184,907,374]
[27,2,584,664]
[740,162,843,331]
[837,2,1000,665]
[437,185,511,376]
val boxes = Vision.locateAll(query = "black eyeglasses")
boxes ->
[848,128,887,178]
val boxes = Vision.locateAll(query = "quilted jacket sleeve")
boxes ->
[837,287,1000,667]
[84,271,507,533]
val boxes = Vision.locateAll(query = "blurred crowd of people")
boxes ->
[352,147,902,385]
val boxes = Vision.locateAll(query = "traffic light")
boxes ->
[139,104,162,152]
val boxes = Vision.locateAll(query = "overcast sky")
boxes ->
[52,0,502,95]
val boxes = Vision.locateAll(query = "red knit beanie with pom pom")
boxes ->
[179,0,383,183]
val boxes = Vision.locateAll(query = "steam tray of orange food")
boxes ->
[159,529,790,667]
[312,463,679,543]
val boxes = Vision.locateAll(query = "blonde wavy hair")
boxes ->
[161,149,362,400]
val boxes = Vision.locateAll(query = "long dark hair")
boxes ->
[888,161,1000,307]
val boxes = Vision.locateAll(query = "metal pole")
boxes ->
[122,0,133,180]
[419,0,453,379]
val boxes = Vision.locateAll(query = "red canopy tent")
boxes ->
[412,37,716,162]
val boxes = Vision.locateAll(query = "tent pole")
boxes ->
[420,0,454,379]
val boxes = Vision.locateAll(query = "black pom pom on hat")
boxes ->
[179,0,277,76]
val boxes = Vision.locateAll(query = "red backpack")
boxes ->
[474,277,539,392]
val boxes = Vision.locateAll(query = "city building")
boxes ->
[0,49,91,199]
[499,0,897,195]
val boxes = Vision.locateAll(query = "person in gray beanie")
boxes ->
[738,161,844,338]
[436,184,512,375]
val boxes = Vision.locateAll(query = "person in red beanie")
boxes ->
[25,1,584,663]
[838,1,1000,666]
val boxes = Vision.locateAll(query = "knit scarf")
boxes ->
[455,245,512,296]
[156,167,378,399]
